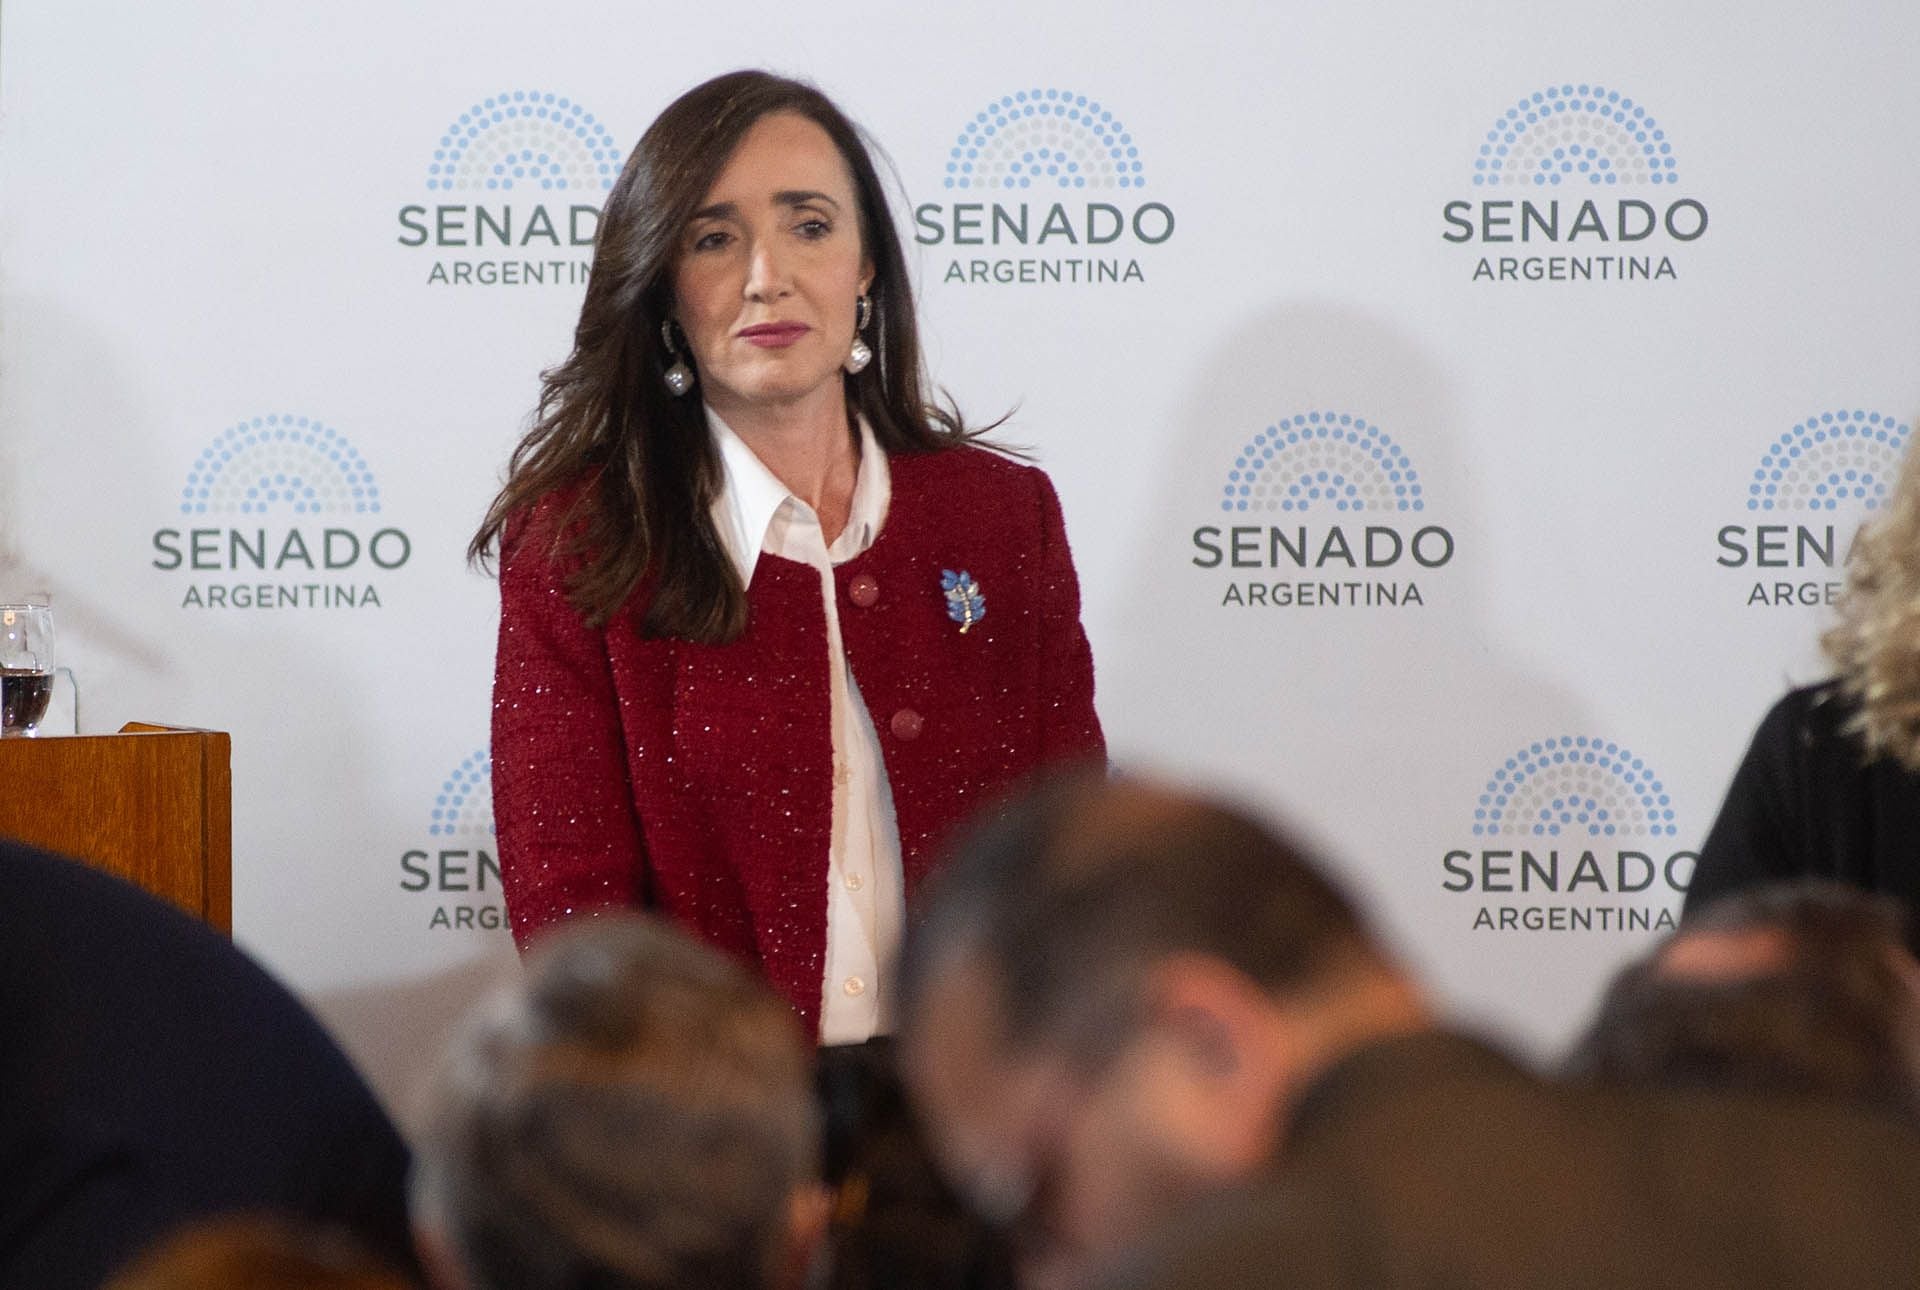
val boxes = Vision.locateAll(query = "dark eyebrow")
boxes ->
[774,189,841,211]
[690,191,842,223]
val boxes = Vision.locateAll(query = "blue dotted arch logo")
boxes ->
[1748,409,1910,512]
[1474,84,1678,187]
[430,749,494,839]
[427,90,621,193]
[946,88,1143,190]
[179,415,380,517]
[1472,736,1678,839]
[1219,412,1424,515]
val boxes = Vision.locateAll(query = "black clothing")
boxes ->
[1125,1029,1920,1290]
[1687,680,1920,929]
[0,840,416,1289]
[817,1039,1013,1290]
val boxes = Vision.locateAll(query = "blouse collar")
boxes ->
[705,405,891,587]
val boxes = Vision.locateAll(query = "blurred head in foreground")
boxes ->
[897,771,1430,1290]
[1567,880,1920,1115]
[411,915,825,1290]
[104,1215,412,1290]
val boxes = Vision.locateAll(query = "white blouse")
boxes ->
[706,406,905,1044]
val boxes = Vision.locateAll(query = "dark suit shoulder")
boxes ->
[1131,1067,1920,1290]
[0,841,415,1286]
[0,837,401,1126]
[0,840,331,1043]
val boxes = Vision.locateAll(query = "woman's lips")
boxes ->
[738,323,810,348]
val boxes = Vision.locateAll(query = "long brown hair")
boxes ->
[470,70,978,643]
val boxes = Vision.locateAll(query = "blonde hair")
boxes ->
[1823,436,1920,769]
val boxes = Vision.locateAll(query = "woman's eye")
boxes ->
[692,229,731,252]
[796,218,832,239]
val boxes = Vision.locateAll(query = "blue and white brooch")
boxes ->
[941,569,985,633]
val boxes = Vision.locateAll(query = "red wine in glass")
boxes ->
[1,668,52,735]
[0,603,54,737]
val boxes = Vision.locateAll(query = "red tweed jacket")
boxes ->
[491,444,1104,1036]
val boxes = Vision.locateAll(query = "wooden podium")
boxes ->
[0,723,232,931]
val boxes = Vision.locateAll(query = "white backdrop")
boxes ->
[5,0,1919,1110]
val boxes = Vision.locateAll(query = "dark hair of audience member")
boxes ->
[411,916,820,1290]
[897,767,1381,1071]
[102,1215,415,1290]
[1565,880,1920,1116]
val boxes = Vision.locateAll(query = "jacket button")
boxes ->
[890,708,924,741]
[848,573,880,608]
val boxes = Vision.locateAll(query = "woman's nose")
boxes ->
[744,236,793,300]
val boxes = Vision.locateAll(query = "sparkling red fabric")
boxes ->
[491,446,1105,1036]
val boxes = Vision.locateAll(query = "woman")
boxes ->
[1688,440,1920,933]
[471,70,1104,1042]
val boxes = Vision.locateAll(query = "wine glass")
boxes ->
[0,602,55,737]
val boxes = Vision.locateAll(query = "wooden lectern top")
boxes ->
[0,723,232,931]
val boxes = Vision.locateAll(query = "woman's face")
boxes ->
[670,111,873,424]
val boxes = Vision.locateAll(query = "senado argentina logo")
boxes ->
[429,751,495,839]
[942,91,1144,191]
[150,414,411,610]
[1190,412,1454,609]
[425,94,618,194]
[397,89,622,287]
[1471,89,1677,187]
[915,87,1172,286]
[400,748,506,932]
[1470,736,1677,840]
[1716,408,1910,608]
[1215,413,1424,516]
[1442,735,1695,934]
[1443,83,1705,284]
[176,417,380,517]
[1744,411,1906,513]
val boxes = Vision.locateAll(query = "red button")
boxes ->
[848,573,880,608]
[890,708,924,741]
